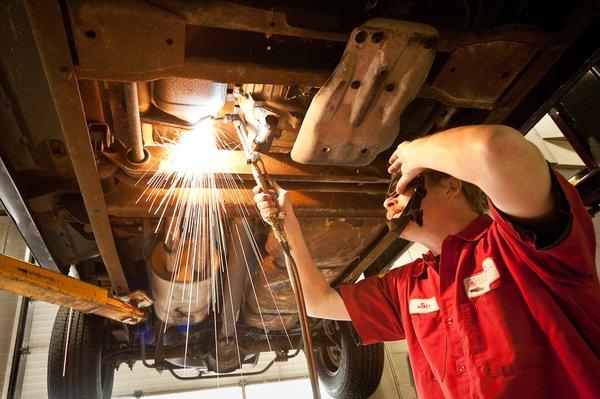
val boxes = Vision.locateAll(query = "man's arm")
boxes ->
[388,124,554,220]
[253,186,351,321]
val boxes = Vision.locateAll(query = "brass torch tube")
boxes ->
[234,120,321,399]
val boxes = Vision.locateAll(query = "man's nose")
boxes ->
[384,196,398,208]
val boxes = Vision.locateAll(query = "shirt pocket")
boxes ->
[464,279,547,377]
[410,312,446,382]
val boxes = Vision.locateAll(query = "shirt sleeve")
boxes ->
[488,168,597,278]
[339,268,407,345]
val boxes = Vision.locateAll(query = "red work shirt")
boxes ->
[341,172,600,398]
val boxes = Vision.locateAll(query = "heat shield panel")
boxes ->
[292,19,438,166]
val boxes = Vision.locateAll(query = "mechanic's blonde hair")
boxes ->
[425,170,488,214]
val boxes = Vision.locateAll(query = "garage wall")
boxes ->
[0,215,29,398]
[369,341,417,399]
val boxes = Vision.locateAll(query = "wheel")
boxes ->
[317,322,384,399]
[48,308,115,399]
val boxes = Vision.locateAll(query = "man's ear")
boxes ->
[446,177,462,199]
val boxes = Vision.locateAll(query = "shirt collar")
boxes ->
[411,214,492,278]
[413,252,437,277]
[454,214,492,241]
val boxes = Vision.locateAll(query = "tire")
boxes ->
[48,308,115,399]
[317,322,384,399]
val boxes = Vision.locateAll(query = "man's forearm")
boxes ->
[396,125,553,219]
[400,125,513,185]
[282,213,350,320]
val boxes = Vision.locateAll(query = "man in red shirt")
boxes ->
[253,124,600,398]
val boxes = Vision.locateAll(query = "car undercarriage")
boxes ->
[0,0,598,398]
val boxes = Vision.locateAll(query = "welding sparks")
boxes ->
[138,119,292,377]
[159,124,224,175]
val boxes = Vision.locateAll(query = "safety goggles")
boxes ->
[386,172,422,199]
[386,173,427,232]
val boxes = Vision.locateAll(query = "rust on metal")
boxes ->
[242,218,386,330]
[341,230,401,284]
[105,182,386,219]
[23,0,130,294]
[427,41,539,109]
[0,253,149,324]
[152,0,349,42]
[123,82,146,163]
[103,146,389,183]
[292,19,439,166]
[265,218,386,268]
[484,8,598,126]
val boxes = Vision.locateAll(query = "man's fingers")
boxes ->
[388,159,402,174]
[395,176,409,195]
[389,152,398,165]
[257,202,277,211]
[253,193,271,202]
[395,168,420,194]
[253,185,263,194]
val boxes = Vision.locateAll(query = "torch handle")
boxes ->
[249,163,321,399]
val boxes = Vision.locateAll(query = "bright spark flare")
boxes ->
[160,124,223,174]
[139,119,292,378]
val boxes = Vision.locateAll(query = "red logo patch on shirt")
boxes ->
[463,257,500,298]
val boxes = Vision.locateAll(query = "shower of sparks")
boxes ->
[62,307,73,377]
[137,119,292,377]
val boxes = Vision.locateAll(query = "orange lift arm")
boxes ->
[0,253,151,324]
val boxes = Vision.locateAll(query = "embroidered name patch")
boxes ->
[409,297,440,314]
[463,257,500,299]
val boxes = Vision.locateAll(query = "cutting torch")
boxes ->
[221,111,321,399]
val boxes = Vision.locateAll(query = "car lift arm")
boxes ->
[0,253,150,324]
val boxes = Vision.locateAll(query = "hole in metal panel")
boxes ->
[355,30,368,43]
[372,32,385,43]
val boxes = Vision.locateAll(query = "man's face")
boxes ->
[383,176,452,242]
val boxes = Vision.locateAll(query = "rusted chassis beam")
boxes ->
[105,183,385,219]
[24,0,130,294]
[65,0,573,113]
[67,0,597,120]
[103,146,390,184]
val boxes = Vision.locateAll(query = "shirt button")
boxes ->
[446,317,453,325]
[458,364,466,373]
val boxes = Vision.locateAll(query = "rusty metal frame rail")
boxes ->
[336,230,410,285]
[0,253,149,324]
[23,0,130,294]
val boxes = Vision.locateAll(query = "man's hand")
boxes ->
[388,141,425,195]
[385,125,554,220]
[252,183,294,225]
